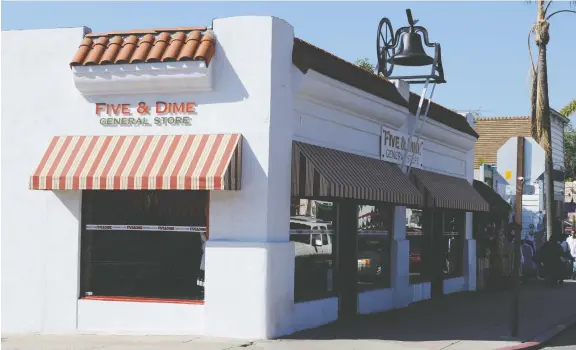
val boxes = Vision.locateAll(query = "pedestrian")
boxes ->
[566,229,576,280]
[536,233,566,286]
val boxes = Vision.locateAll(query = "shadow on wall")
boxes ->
[53,190,82,221]
[82,41,249,107]
[206,136,273,240]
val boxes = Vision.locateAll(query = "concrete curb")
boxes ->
[497,314,576,350]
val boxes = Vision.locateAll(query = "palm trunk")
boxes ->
[534,0,555,241]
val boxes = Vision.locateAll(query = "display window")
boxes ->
[406,208,430,283]
[357,203,392,291]
[442,211,465,278]
[80,190,208,303]
[290,198,335,302]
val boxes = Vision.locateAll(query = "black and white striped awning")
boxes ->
[291,141,423,206]
[410,169,489,212]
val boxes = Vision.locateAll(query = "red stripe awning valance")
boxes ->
[30,134,242,191]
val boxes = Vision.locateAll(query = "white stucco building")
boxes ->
[2,16,491,339]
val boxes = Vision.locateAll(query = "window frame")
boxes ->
[79,190,210,305]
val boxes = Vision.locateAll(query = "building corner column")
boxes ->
[204,15,296,340]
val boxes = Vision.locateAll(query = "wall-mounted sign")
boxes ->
[95,101,197,126]
[381,126,424,169]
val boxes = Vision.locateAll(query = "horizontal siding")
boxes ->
[551,118,564,169]
[474,115,566,171]
[474,117,531,168]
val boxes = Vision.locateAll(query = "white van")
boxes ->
[289,218,333,257]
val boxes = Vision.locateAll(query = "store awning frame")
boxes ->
[30,134,242,191]
[410,168,489,212]
[291,141,423,206]
[472,180,512,216]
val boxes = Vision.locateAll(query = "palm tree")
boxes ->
[528,0,576,240]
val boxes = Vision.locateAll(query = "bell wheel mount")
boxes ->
[376,18,395,77]
[374,9,445,84]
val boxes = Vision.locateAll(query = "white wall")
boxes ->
[1,16,295,338]
[77,300,204,335]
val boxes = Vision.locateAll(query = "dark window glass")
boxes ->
[290,234,310,245]
[290,198,335,302]
[357,204,392,291]
[442,211,465,278]
[80,190,208,301]
[407,208,430,284]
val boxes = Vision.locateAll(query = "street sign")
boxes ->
[505,184,535,195]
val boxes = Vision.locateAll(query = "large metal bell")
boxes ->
[388,32,434,67]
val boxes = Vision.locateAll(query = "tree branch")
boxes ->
[528,29,536,76]
[546,9,576,20]
[544,0,553,16]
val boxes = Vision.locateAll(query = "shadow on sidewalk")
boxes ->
[281,281,576,345]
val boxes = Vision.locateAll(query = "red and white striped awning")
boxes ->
[30,134,242,191]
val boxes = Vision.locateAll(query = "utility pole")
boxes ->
[511,136,525,337]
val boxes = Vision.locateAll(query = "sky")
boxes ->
[2,1,575,120]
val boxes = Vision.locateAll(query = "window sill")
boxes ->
[81,296,204,305]
[444,274,464,280]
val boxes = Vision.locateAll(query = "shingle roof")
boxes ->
[291,38,409,108]
[473,116,532,169]
[292,38,478,138]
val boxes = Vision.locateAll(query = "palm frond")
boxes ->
[560,99,576,117]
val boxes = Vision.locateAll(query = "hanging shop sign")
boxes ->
[95,101,197,126]
[380,126,424,169]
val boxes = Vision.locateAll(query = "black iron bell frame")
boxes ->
[376,9,445,85]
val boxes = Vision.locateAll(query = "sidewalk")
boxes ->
[3,280,576,350]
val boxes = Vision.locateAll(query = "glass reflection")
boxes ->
[357,204,392,290]
[290,198,335,302]
[406,208,429,283]
[442,211,465,277]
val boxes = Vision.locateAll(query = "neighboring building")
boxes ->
[566,181,576,203]
[565,181,576,221]
[474,113,569,221]
[2,17,492,339]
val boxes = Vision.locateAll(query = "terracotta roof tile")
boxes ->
[70,27,215,67]
[473,116,532,169]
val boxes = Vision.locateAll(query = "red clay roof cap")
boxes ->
[70,26,215,67]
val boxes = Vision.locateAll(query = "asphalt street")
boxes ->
[542,323,576,349]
